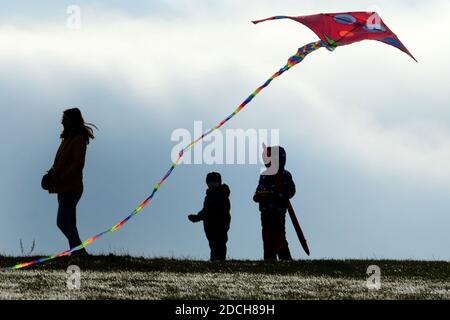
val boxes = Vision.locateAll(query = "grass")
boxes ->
[1,255,449,299]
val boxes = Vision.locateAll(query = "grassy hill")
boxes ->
[1,255,449,299]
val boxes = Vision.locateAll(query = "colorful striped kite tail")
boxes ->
[287,41,325,68]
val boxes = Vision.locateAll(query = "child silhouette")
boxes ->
[188,172,231,261]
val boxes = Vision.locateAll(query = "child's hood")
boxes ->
[207,183,230,197]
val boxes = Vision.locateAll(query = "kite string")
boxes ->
[0,40,325,272]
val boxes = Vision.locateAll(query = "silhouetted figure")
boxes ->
[47,108,97,257]
[253,146,295,260]
[188,172,231,261]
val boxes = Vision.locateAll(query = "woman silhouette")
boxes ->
[48,108,97,256]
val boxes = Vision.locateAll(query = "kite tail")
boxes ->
[0,40,324,272]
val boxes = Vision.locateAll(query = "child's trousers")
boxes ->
[261,211,292,260]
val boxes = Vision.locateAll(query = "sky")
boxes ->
[0,0,449,261]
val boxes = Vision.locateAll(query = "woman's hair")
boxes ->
[60,108,98,144]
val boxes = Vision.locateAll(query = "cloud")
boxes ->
[279,81,450,184]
